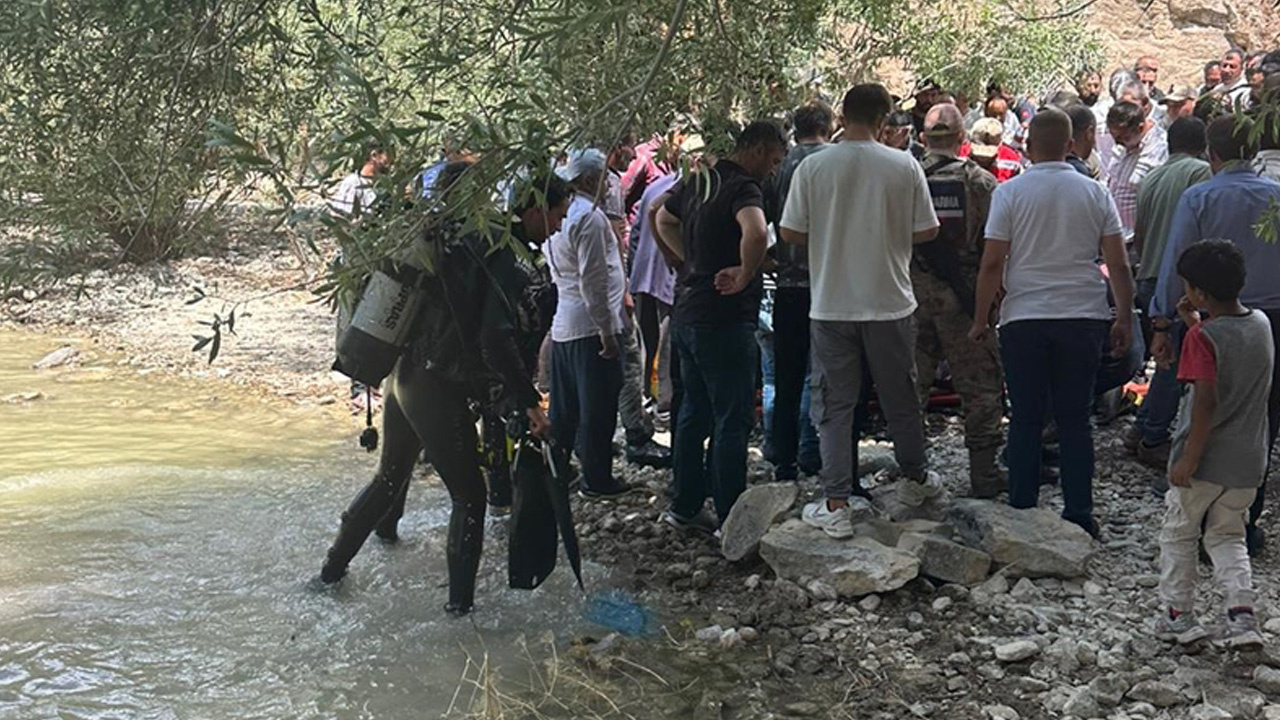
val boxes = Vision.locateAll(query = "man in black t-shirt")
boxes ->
[653,121,786,534]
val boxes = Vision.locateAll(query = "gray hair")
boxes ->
[1109,68,1139,100]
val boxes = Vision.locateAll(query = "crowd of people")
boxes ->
[320,47,1280,646]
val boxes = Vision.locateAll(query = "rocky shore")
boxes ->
[571,418,1280,720]
[8,236,1280,719]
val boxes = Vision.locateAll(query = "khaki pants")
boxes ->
[1158,480,1258,612]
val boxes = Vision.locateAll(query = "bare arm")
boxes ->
[713,206,770,296]
[779,226,808,246]
[912,226,940,245]
[969,238,1009,339]
[654,204,685,265]
[1100,231,1135,357]
[1099,232,1134,323]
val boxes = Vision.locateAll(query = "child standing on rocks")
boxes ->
[1155,239,1274,648]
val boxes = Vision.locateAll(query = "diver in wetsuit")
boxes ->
[318,167,572,616]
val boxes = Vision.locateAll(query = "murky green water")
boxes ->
[0,330,603,719]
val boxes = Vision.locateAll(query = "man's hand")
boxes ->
[526,406,552,439]
[599,333,620,360]
[1176,295,1201,328]
[1168,456,1195,488]
[968,322,991,344]
[1152,331,1174,369]
[1109,317,1132,358]
[624,291,635,313]
[714,265,753,295]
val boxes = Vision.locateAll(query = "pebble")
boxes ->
[744,574,761,591]
[695,625,723,642]
[931,596,953,612]
[1127,680,1185,708]
[859,594,882,612]
[807,579,838,602]
[691,570,711,589]
[738,626,759,642]
[907,612,925,630]
[995,640,1040,663]
[1257,666,1280,696]
[718,628,741,648]
[1189,705,1233,720]
[1264,618,1280,635]
[982,704,1019,720]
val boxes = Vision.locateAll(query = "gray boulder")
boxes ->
[853,518,952,547]
[1204,684,1266,719]
[871,483,952,523]
[1128,680,1187,708]
[947,500,1094,578]
[896,532,992,586]
[760,519,919,597]
[720,483,798,561]
[33,346,79,370]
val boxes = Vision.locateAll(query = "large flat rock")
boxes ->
[946,500,1094,578]
[760,519,920,597]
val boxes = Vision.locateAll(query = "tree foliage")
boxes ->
[0,0,283,264]
[2,0,1105,291]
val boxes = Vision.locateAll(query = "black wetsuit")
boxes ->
[320,225,547,616]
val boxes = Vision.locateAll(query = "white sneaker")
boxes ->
[897,470,944,507]
[802,500,854,539]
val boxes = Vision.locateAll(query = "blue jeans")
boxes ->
[757,327,775,459]
[1000,319,1107,527]
[772,287,821,475]
[672,323,758,521]
[1136,321,1185,447]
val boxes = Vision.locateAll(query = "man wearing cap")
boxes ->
[546,148,633,498]
[1160,87,1198,129]
[911,79,942,135]
[913,104,1005,498]
[969,117,1023,183]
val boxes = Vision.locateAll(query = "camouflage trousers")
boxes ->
[912,270,1004,451]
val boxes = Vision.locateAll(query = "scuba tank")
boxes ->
[333,265,425,387]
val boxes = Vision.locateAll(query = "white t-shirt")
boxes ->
[779,140,938,322]
[328,172,377,217]
[545,193,627,342]
[984,162,1123,325]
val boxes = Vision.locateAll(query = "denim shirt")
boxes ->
[1152,165,1280,318]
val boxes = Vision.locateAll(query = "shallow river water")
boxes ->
[0,330,607,719]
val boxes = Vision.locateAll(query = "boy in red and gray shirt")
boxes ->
[1155,239,1274,649]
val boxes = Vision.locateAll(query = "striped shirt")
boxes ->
[1106,124,1167,241]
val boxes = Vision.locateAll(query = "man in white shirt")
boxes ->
[780,83,942,539]
[1215,47,1252,109]
[547,149,632,498]
[970,107,1135,538]
[328,145,388,218]
[329,144,389,414]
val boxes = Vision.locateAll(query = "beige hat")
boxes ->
[1160,86,1199,104]
[969,117,1004,159]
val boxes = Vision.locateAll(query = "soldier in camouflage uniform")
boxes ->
[912,104,1006,497]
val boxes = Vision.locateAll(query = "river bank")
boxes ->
[8,235,1280,719]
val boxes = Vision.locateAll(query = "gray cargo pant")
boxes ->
[810,317,928,500]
